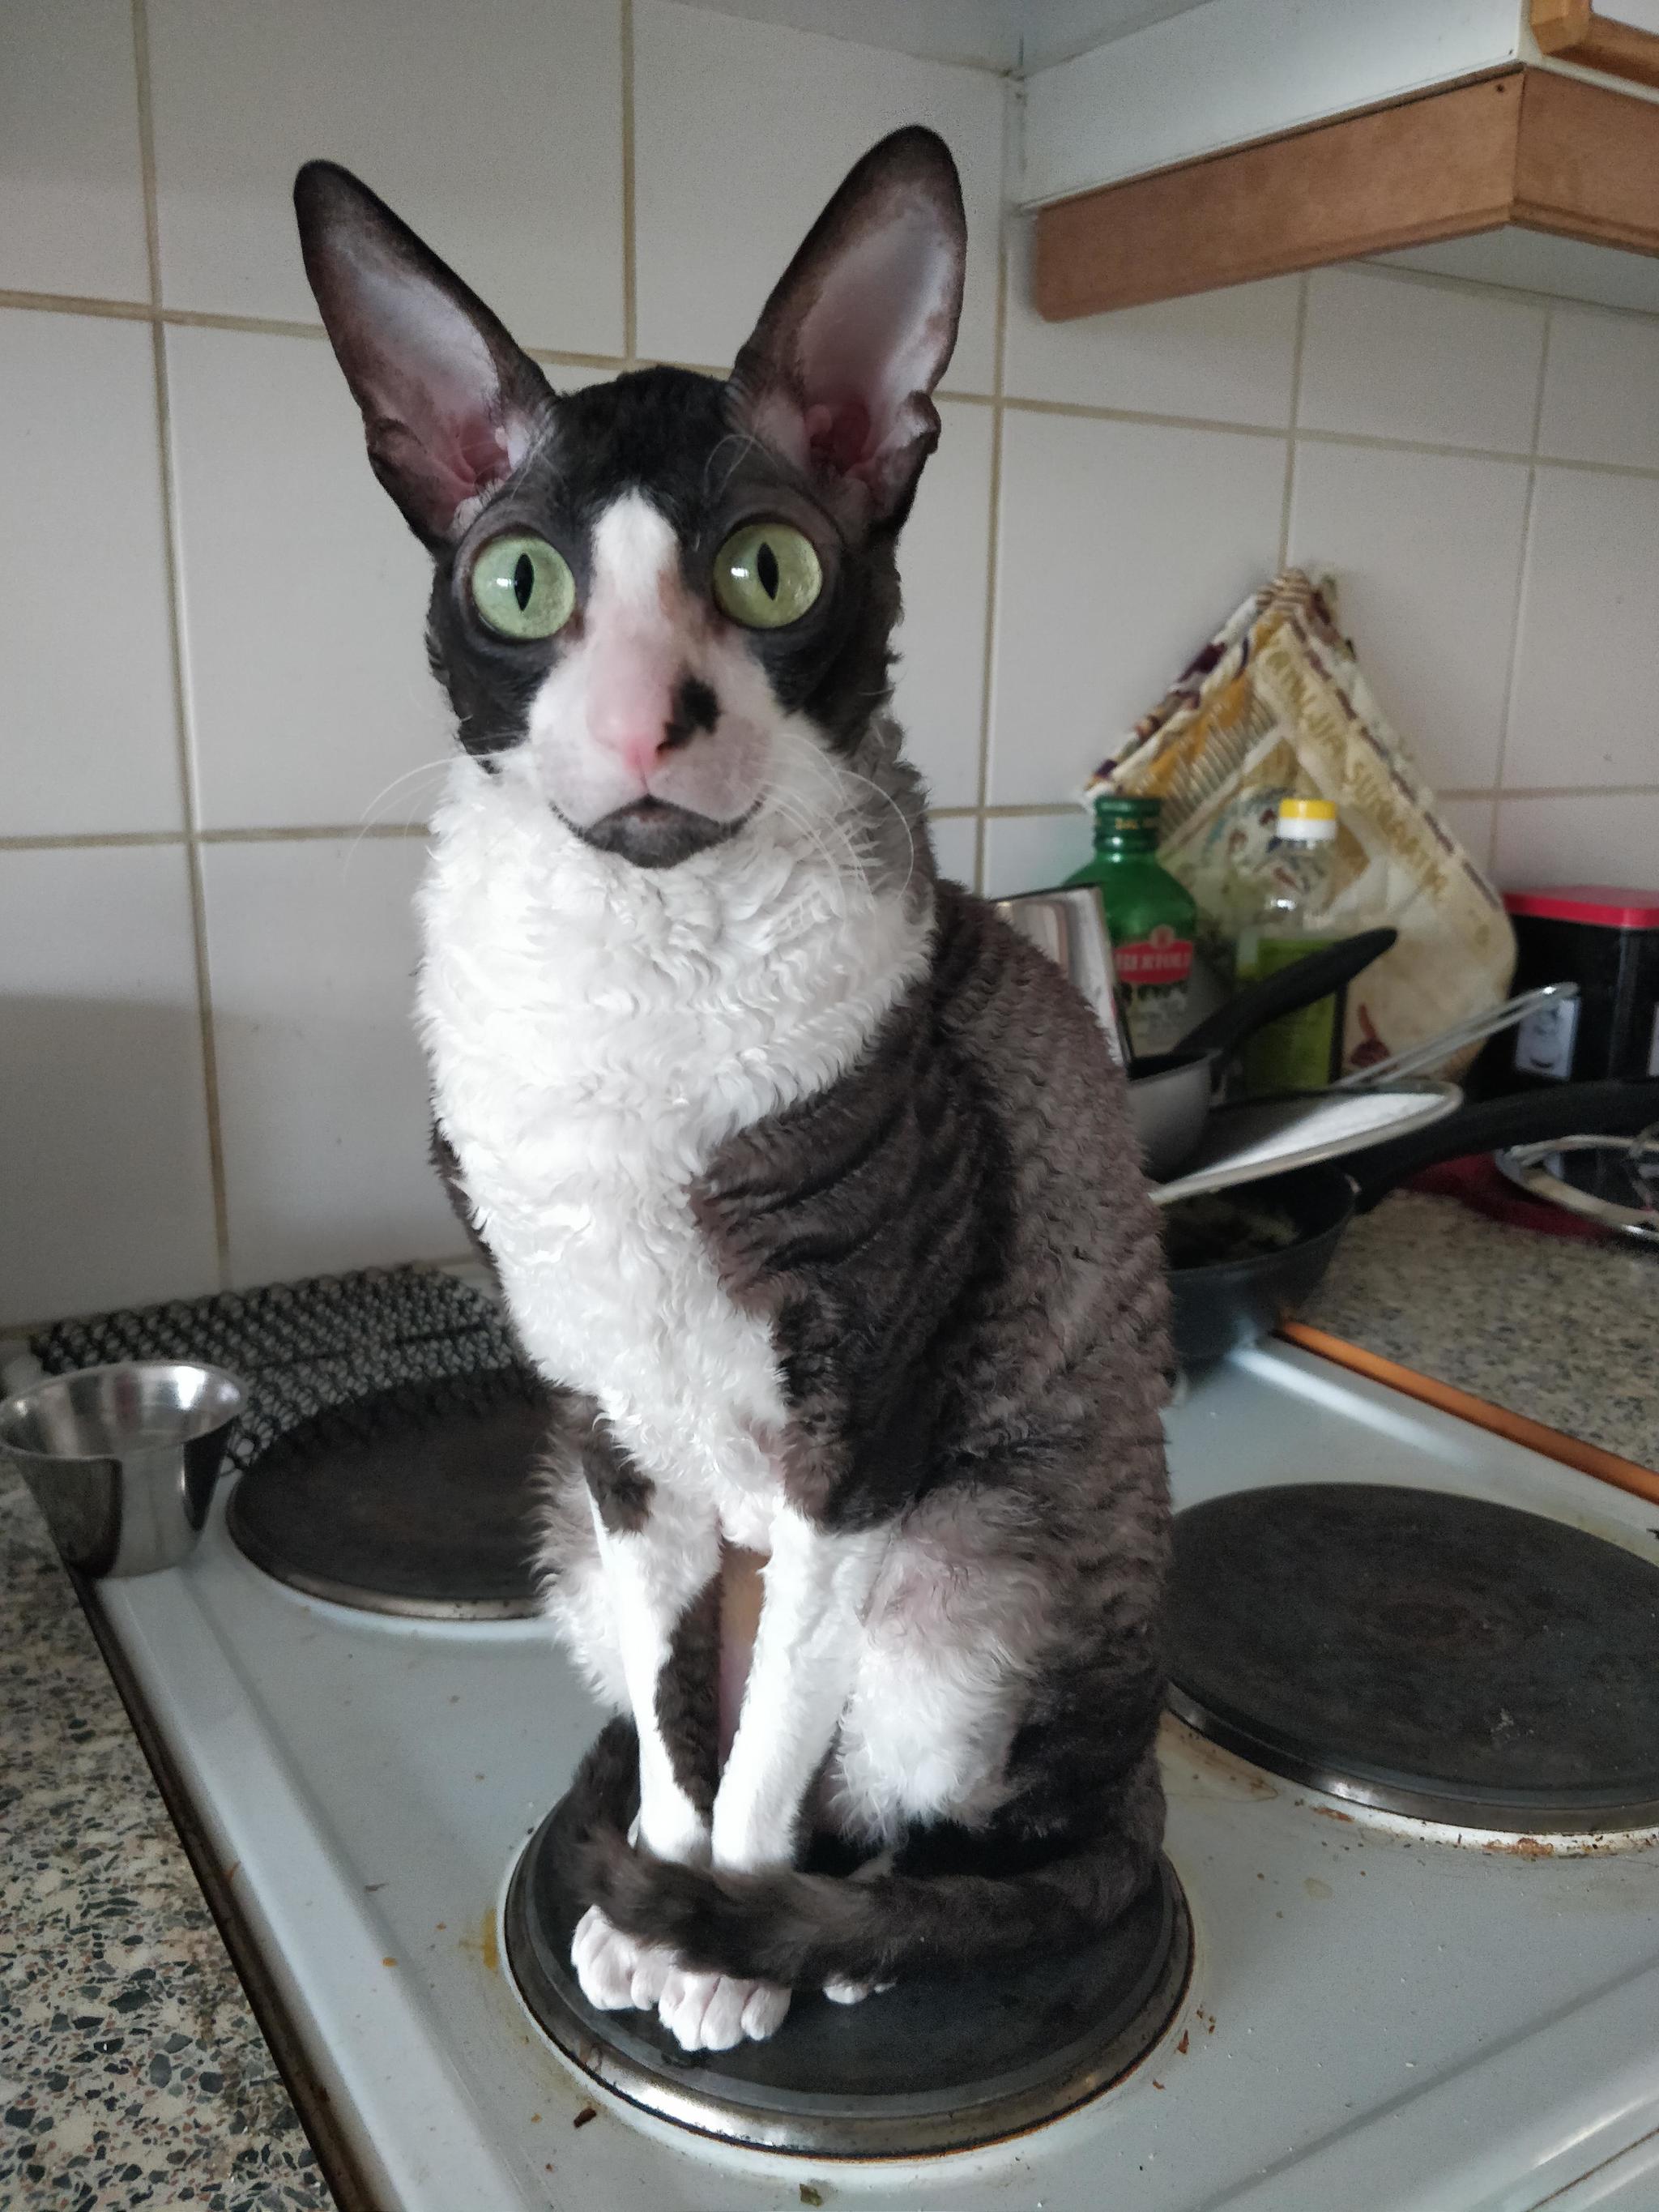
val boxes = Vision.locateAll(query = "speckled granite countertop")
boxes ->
[0,1466,331,2212]
[1,1192,1655,2211]
[1302,1189,1659,1467]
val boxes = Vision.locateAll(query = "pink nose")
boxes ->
[589,647,683,791]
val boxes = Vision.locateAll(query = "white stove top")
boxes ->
[91,1343,1659,2212]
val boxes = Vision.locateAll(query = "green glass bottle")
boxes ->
[1065,795,1197,1058]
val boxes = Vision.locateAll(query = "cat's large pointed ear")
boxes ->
[731,127,966,531]
[293,161,550,547]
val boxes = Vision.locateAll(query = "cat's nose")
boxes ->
[590,653,712,787]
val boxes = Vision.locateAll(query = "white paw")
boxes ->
[656,1966,791,2052]
[822,1976,894,2005]
[570,1905,676,2012]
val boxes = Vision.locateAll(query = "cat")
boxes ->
[294,126,1171,2057]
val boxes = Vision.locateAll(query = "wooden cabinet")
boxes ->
[1025,1,1659,319]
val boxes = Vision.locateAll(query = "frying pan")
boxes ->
[1129,928,1398,1178]
[1165,1077,1659,1366]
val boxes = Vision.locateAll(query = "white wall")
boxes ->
[3,0,1657,1326]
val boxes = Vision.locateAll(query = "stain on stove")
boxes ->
[1482,1835,1555,1859]
[1312,1805,1355,1825]
[572,2102,598,2129]
[1304,1877,1333,1900]
[1175,2030,1190,2055]
[798,2185,824,2206]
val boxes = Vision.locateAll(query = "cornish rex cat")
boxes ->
[294,126,1170,2056]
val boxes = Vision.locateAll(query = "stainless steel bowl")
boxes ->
[0,1361,245,1577]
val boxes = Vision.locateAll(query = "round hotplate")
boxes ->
[504,1731,1192,2157]
[1168,1483,1659,1829]
[226,1370,548,1620]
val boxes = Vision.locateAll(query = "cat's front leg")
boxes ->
[649,1509,885,2054]
[572,1465,719,2018]
[711,1506,887,1873]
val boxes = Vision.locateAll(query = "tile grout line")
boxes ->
[1277,271,1311,571]
[130,0,232,1291]
[1487,303,1557,879]
[13,276,1659,477]
[621,0,638,369]
[16,786,1659,859]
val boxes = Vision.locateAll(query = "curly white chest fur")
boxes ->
[416,754,929,1545]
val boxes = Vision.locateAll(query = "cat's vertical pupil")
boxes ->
[513,553,534,611]
[757,540,779,600]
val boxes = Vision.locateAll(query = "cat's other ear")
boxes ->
[293,161,550,547]
[731,126,966,532]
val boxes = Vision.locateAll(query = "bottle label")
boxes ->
[1114,925,1194,1055]
[1114,925,1195,986]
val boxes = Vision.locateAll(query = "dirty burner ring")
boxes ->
[1167,1484,1659,1831]
[226,1374,548,1621]
[503,1730,1192,2158]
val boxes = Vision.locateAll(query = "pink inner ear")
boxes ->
[804,399,872,476]
[791,199,957,478]
[348,252,525,529]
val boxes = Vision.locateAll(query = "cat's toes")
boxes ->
[570,1905,675,2013]
[822,1976,896,2005]
[657,1966,791,2052]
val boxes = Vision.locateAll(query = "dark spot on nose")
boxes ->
[660,675,719,752]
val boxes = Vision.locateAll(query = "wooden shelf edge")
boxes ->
[1034,61,1659,320]
[1034,73,1525,321]
[1278,1320,1659,1510]
[1532,0,1659,94]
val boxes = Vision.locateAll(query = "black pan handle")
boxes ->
[1176,927,1398,1061]
[1348,1078,1659,1212]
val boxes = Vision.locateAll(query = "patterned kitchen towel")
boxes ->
[1087,570,1514,1076]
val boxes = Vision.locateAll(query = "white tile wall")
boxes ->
[0,0,150,301]
[1002,218,1301,425]
[893,400,996,809]
[0,846,218,1322]
[928,814,980,886]
[1508,468,1659,792]
[0,311,184,837]
[983,810,1093,899]
[632,0,1004,386]
[1494,792,1659,886]
[1286,442,1531,796]
[4,4,1658,1323]
[147,0,625,352]
[201,839,456,1288]
[1299,267,1546,453]
[987,409,1287,806]
[166,326,453,832]
[1537,305,1659,472]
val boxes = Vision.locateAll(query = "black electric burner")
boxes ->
[226,1371,549,1620]
[1167,1482,1659,1830]
[505,1729,1192,2158]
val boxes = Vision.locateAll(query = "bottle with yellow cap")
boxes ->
[1234,796,1351,1092]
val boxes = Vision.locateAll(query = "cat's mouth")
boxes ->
[569,795,750,871]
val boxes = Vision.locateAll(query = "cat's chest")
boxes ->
[415,775,928,1493]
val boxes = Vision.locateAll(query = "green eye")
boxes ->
[470,532,575,640]
[712,522,822,629]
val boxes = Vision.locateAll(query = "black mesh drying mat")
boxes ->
[30,1265,527,1471]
